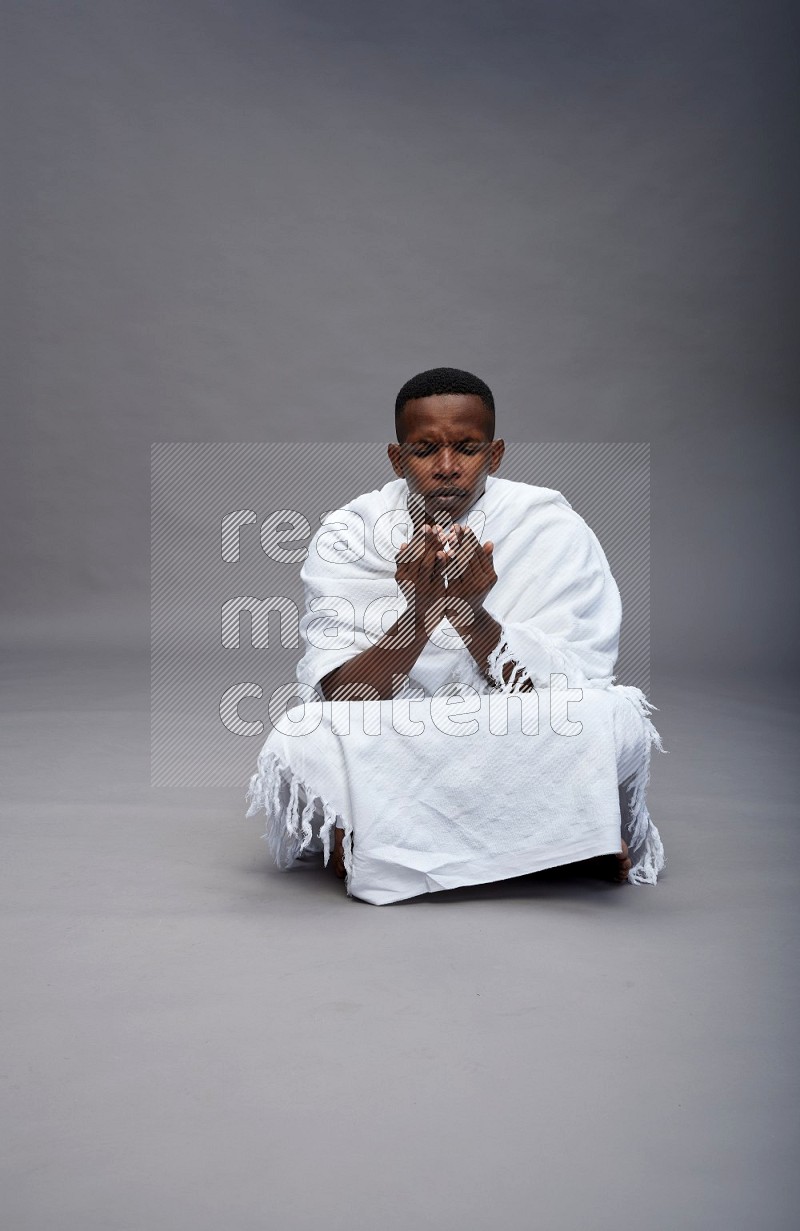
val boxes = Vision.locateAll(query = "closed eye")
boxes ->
[408,441,485,456]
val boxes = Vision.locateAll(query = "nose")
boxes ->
[433,448,461,479]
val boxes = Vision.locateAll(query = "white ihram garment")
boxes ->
[246,475,666,904]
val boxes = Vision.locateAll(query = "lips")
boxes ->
[430,489,466,499]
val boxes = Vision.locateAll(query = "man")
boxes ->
[247,367,665,904]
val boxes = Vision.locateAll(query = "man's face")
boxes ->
[387,394,505,527]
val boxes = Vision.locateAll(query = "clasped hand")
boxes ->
[395,522,496,630]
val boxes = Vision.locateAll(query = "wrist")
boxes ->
[394,608,429,641]
[446,599,486,630]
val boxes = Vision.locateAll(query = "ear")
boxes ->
[387,442,405,478]
[488,439,505,474]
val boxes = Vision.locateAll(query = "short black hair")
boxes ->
[394,367,495,441]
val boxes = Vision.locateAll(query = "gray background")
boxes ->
[2,3,798,1229]
[3,0,798,670]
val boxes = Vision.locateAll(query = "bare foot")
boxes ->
[331,826,347,880]
[614,837,632,883]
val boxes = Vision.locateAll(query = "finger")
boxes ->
[424,534,448,577]
[458,528,490,568]
[420,526,440,556]
[440,525,457,555]
[449,549,472,582]
[405,528,436,571]
[456,525,479,545]
[401,525,430,561]
[466,545,484,581]
[452,530,478,569]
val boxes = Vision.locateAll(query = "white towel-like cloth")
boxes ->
[246,474,666,904]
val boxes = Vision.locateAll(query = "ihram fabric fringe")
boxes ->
[245,686,667,889]
[246,750,353,887]
[486,631,666,885]
[612,684,667,884]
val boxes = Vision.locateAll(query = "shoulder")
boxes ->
[485,475,611,571]
[318,476,406,526]
[485,474,572,516]
[302,477,405,576]
[485,475,583,538]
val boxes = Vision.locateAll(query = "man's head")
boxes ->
[388,367,505,526]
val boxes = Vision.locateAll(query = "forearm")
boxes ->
[450,605,536,691]
[319,610,431,700]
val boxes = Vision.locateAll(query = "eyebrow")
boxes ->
[406,437,484,445]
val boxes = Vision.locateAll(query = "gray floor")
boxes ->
[1,648,797,1231]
